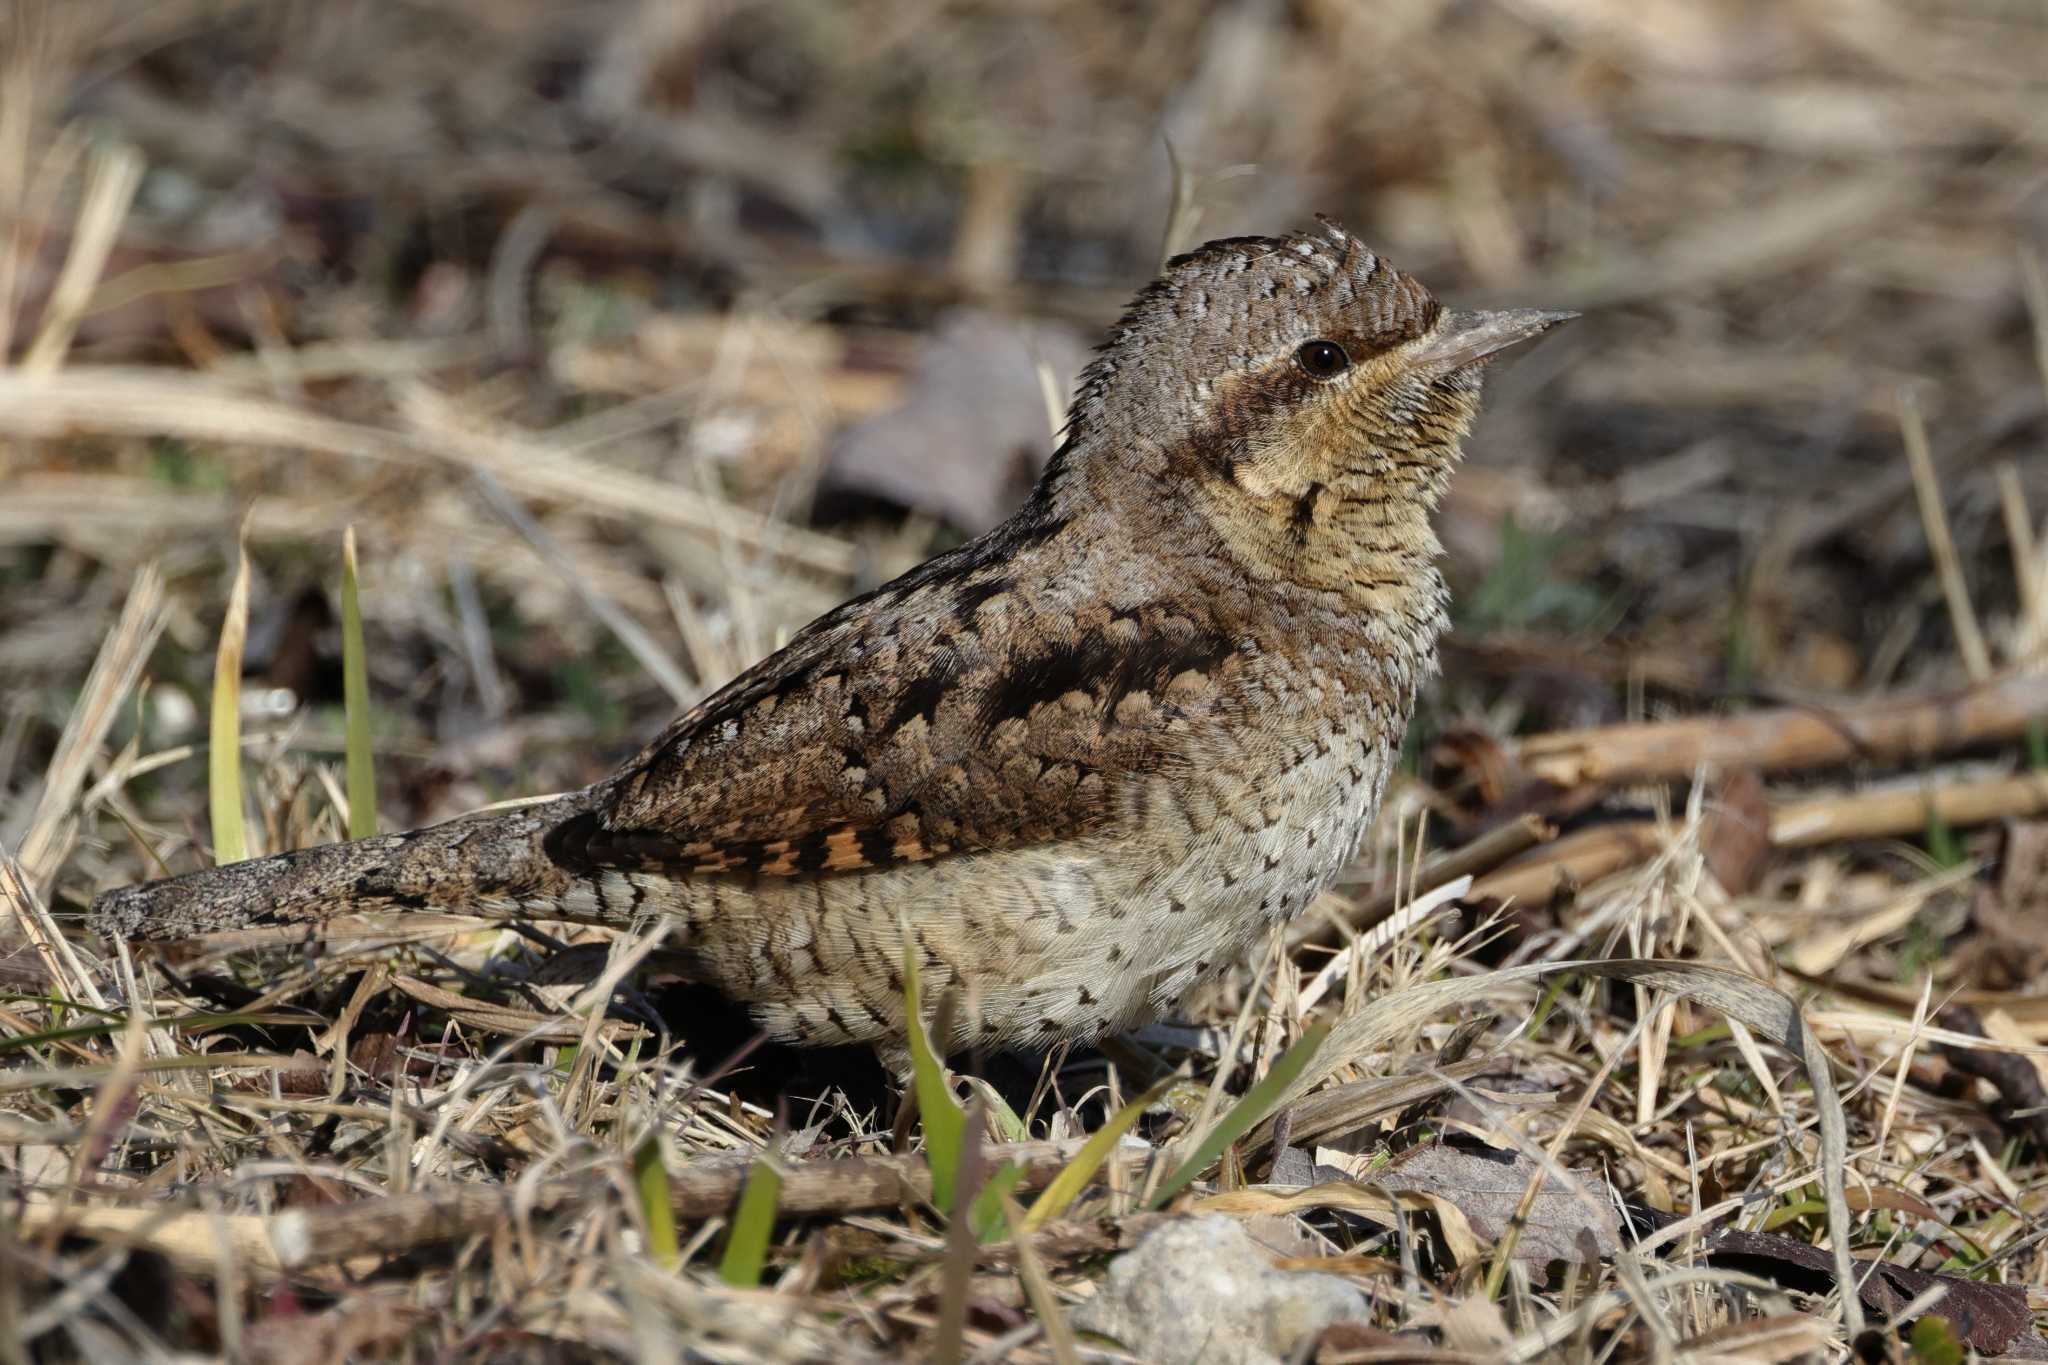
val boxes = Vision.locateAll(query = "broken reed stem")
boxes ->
[11,1203,286,1279]
[1770,771,2048,847]
[0,368,858,578]
[2020,244,2048,408]
[1896,387,1992,681]
[20,139,142,373]
[268,1140,1153,1269]
[1996,462,2040,647]
[208,526,253,865]
[1469,772,2048,903]
[1306,813,1553,945]
[1512,671,2047,788]
[12,561,165,888]
[1470,821,1664,906]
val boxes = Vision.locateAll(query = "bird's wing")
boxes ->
[546,559,1245,880]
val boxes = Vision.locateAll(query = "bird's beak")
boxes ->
[1410,308,1577,373]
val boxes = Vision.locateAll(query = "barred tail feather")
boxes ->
[89,793,598,941]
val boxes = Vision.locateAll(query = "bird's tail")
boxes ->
[89,792,598,942]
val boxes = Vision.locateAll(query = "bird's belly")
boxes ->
[676,847,1155,1050]
[1116,727,1393,1018]
[660,721,1393,1052]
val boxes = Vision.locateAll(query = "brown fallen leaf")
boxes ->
[1371,1141,1620,1267]
[823,310,1089,532]
[1629,1202,2042,1356]
[1702,768,1771,895]
[1935,1004,2048,1151]
[1201,1140,1620,1271]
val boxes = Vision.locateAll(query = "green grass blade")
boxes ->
[633,1134,679,1271]
[933,1102,986,1365]
[901,933,966,1212]
[1022,1074,1177,1229]
[1909,1315,1965,1365]
[718,1151,781,1287]
[340,525,376,838]
[963,1075,1030,1143]
[1923,789,1963,868]
[208,532,252,865]
[1144,1023,1329,1210]
[968,1161,1026,1243]
[0,993,124,1020]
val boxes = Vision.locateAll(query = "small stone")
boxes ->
[1074,1214,1367,1365]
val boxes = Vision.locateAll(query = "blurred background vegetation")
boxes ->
[5,0,2043,880]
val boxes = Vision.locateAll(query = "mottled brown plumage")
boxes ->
[90,221,1569,1058]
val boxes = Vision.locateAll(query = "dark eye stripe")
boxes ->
[1295,340,1350,378]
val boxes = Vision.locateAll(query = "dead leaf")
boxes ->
[1203,1140,1619,1271]
[1374,1141,1621,1265]
[1631,1203,2038,1355]
[1936,1004,2048,1151]
[1702,768,1771,895]
[1429,726,1524,810]
[823,310,1089,532]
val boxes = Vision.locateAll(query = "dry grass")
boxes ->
[3,1,2047,1360]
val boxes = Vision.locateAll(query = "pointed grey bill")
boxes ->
[1410,308,1578,373]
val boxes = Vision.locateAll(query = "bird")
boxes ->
[90,220,1571,1064]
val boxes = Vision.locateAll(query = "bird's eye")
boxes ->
[1295,339,1350,378]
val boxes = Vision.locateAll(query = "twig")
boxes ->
[1512,671,2048,788]
[268,1139,1154,1268]
[1770,771,2048,847]
[20,140,141,373]
[1465,771,2048,905]
[2019,245,2048,413]
[1325,814,1554,920]
[1897,386,1992,681]
[1996,463,2039,643]
[0,368,859,578]
[468,468,696,707]
[10,561,165,889]
[1468,820,1664,907]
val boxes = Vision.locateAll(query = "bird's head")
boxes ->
[1055,221,1571,597]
